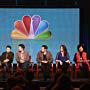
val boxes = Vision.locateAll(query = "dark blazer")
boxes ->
[0,52,14,64]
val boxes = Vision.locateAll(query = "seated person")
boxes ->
[36,45,53,80]
[73,44,90,71]
[55,45,70,71]
[0,45,14,69]
[16,44,30,69]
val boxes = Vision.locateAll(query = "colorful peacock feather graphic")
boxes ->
[11,15,52,39]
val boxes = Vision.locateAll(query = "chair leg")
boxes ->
[36,64,39,80]
[69,68,73,79]
[29,64,34,72]
[75,68,79,79]
[50,69,53,80]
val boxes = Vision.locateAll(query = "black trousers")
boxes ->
[41,63,51,80]
[58,62,70,73]
[1,63,12,72]
[80,63,89,72]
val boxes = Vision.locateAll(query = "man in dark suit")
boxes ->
[36,45,53,80]
[0,45,14,70]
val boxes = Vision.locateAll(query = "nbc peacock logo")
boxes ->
[11,15,52,39]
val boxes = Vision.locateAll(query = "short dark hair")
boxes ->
[42,45,48,49]
[77,44,85,51]
[18,44,25,49]
[6,45,11,49]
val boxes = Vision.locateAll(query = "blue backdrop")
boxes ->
[0,8,79,63]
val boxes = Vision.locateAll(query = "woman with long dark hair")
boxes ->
[55,45,70,72]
